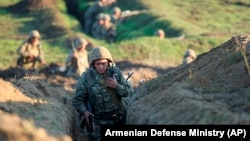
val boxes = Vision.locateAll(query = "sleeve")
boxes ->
[17,42,30,57]
[72,73,89,114]
[112,67,132,98]
[37,44,45,62]
[91,22,104,39]
[65,50,74,66]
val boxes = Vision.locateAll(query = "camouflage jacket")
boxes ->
[72,66,131,116]
[91,21,106,40]
[65,49,89,76]
[17,41,45,62]
[84,1,107,20]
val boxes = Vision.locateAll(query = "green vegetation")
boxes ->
[0,0,249,69]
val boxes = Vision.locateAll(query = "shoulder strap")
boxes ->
[107,87,126,114]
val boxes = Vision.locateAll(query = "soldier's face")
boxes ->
[94,59,109,74]
[30,37,39,45]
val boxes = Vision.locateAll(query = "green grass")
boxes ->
[0,0,249,70]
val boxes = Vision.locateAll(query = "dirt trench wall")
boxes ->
[127,34,250,124]
[0,78,87,141]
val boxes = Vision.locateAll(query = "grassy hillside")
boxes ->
[0,0,249,69]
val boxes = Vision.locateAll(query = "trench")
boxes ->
[64,0,87,33]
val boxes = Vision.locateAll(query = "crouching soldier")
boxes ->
[16,30,46,69]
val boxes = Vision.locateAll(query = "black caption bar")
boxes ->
[101,125,250,141]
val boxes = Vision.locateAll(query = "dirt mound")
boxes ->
[6,0,69,38]
[7,0,58,13]
[0,113,72,141]
[127,34,250,124]
[0,77,86,141]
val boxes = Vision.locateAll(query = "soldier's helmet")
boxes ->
[75,38,88,48]
[112,6,121,14]
[96,13,105,21]
[184,49,196,59]
[155,29,165,38]
[103,14,111,21]
[28,30,40,39]
[89,47,114,67]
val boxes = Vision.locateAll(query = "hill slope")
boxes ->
[0,0,250,141]
[128,34,250,124]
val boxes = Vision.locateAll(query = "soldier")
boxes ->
[65,38,89,77]
[72,46,132,141]
[84,0,116,35]
[16,30,46,69]
[110,6,146,25]
[182,49,196,65]
[154,29,165,39]
[91,13,105,40]
[110,6,122,24]
[102,14,116,43]
[91,14,116,43]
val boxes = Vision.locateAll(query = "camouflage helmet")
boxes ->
[75,38,87,47]
[112,6,121,14]
[155,29,165,38]
[184,49,196,59]
[28,30,40,39]
[89,46,114,66]
[96,13,105,20]
[103,14,111,21]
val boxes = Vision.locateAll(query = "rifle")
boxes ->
[119,9,147,23]
[71,41,76,52]
[32,44,44,68]
[78,100,95,132]
[126,72,134,81]
[31,56,43,68]
[85,101,95,132]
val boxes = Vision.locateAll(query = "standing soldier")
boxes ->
[72,46,132,141]
[182,49,196,65]
[16,30,46,69]
[65,38,89,77]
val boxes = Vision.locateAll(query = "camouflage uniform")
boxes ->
[182,49,196,65]
[84,0,109,35]
[102,14,116,43]
[16,30,45,69]
[72,47,131,141]
[91,13,105,40]
[110,6,122,24]
[65,38,89,76]
[91,14,116,43]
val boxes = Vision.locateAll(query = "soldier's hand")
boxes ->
[83,111,94,125]
[106,74,118,88]
[41,61,46,66]
[29,55,35,60]
[72,51,77,58]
